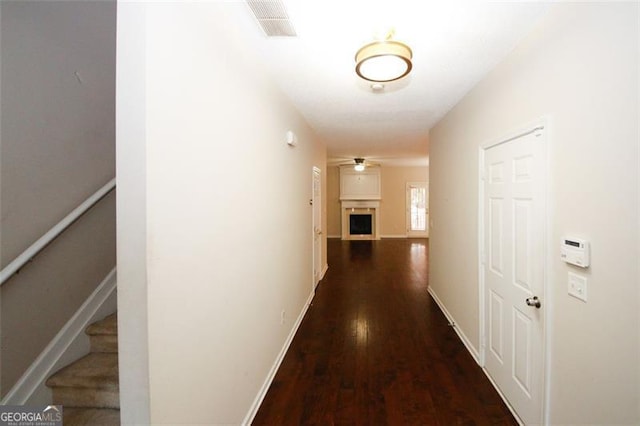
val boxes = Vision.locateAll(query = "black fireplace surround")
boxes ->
[349,214,373,235]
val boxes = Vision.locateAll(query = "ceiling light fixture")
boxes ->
[355,30,413,82]
[354,158,366,172]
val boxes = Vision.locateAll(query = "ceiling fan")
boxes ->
[333,157,381,171]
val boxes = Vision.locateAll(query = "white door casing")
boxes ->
[481,124,547,425]
[312,167,322,289]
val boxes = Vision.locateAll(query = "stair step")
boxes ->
[86,313,118,353]
[63,408,120,426]
[46,353,119,409]
[86,313,117,336]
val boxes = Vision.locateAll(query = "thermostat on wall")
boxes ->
[561,237,590,268]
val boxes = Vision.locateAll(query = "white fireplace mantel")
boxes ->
[341,200,380,209]
[341,200,380,240]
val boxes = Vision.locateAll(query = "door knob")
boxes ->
[525,296,541,309]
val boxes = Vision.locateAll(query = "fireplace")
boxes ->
[341,200,380,240]
[339,166,381,240]
[350,214,372,235]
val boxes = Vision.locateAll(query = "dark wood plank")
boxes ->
[253,239,516,425]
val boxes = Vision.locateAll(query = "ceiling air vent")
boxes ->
[246,0,297,37]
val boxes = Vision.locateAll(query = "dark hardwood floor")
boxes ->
[253,238,516,425]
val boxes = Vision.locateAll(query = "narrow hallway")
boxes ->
[254,239,516,425]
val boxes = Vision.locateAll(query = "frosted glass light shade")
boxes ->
[355,40,413,82]
[354,163,365,172]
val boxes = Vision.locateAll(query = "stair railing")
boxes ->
[0,178,116,285]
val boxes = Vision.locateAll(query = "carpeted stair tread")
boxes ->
[86,313,117,336]
[87,313,118,353]
[46,353,118,390]
[63,408,120,426]
[46,312,120,410]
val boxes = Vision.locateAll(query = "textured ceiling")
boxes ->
[231,1,552,166]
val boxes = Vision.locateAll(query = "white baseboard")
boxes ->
[1,268,118,405]
[242,290,315,425]
[480,367,524,425]
[428,287,526,424]
[428,286,480,363]
[381,234,408,239]
[319,264,328,280]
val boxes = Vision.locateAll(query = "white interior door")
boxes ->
[312,167,322,289]
[406,182,429,237]
[482,127,546,425]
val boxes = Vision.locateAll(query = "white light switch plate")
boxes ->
[568,272,587,302]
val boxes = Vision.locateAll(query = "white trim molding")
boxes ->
[319,264,329,281]
[481,367,525,425]
[243,289,315,425]
[428,286,480,363]
[1,268,117,405]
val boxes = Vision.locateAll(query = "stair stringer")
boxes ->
[1,268,117,405]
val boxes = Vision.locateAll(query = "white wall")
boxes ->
[429,3,639,424]
[117,2,326,423]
